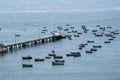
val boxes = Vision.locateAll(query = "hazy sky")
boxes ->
[0,0,120,11]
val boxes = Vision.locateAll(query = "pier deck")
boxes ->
[0,32,64,52]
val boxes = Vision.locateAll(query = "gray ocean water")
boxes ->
[0,10,120,80]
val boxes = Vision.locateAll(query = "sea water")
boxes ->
[0,10,120,80]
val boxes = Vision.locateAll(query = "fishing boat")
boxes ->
[93,45,102,48]
[52,61,64,65]
[42,29,48,32]
[78,47,83,50]
[95,33,103,37]
[87,40,95,43]
[74,34,80,37]
[90,48,97,51]
[34,58,45,62]
[48,53,56,56]
[45,56,51,59]
[22,55,32,60]
[66,52,81,57]
[104,41,111,43]
[54,59,65,62]
[104,32,113,37]
[73,54,81,57]
[70,27,75,29]
[107,26,112,28]
[66,53,75,56]
[71,52,80,54]
[54,56,63,59]
[79,44,85,48]
[96,25,101,27]
[108,38,114,41]
[66,24,70,26]
[92,30,98,32]
[15,34,20,37]
[77,32,82,34]
[112,31,119,35]
[22,64,33,67]
[86,50,93,53]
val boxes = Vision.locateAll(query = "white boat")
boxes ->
[104,32,113,37]
[52,59,65,65]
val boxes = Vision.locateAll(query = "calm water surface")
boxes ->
[0,10,120,80]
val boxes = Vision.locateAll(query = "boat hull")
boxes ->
[52,62,64,65]
[22,64,33,67]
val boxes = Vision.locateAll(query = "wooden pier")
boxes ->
[0,32,65,53]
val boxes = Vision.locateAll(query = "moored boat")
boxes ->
[90,48,97,51]
[73,54,81,57]
[22,64,33,67]
[34,58,45,62]
[78,47,82,49]
[104,32,113,37]
[48,53,56,56]
[45,56,51,59]
[95,34,103,37]
[108,38,114,41]
[54,56,63,59]
[66,52,81,57]
[107,26,112,28]
[86,50,93,53]
[93,45,102,48]
[66,53,74,56]
[52,61,64,65]
[71,52,80,54]
[54,59,65,62]
[79,44,85,47]
[22,55,32,60]
[87,40,95,43]
[92,30,98,32]
[104,41,111,43]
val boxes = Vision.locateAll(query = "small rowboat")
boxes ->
[54,56,63,59]
[86,50,93,53]
[90,48,97,51]
[22,55,32,60]
[52,61,64,65]
[104,41,111,43]
[93,45,102,48]
[22,64,33,67]
[45,56,51,59]
[54,59,65,62]
[48,53,56,56]
[34,58,45,62]
[87,40,95,43]
[66,52,81,57]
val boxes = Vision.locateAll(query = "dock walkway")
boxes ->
[0,32,64,53]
